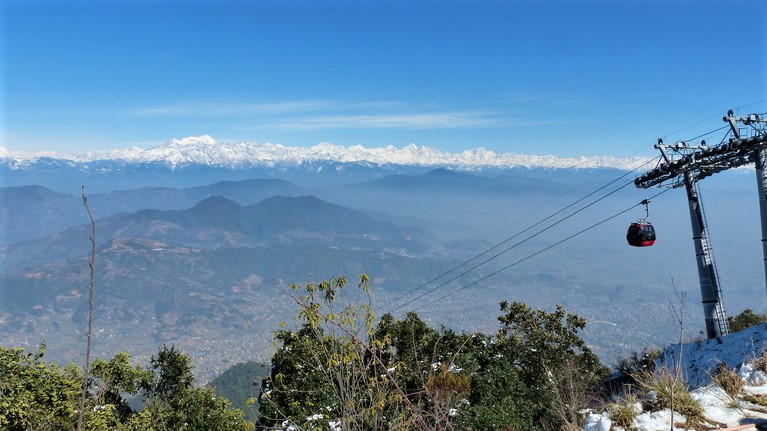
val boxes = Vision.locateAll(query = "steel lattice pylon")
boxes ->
[635,110,767,339]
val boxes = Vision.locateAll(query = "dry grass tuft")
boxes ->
[753,351,767,373]
[606,393,640,429]
[711,365,745,399]
[634,367,705,427]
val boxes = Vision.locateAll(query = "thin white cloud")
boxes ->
[128,100,477,119]
[126,99,559,131]
[273,112,502,130]
[128,101,335,117]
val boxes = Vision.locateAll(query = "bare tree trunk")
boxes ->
[668,279,686,431]
[77,186,96,431]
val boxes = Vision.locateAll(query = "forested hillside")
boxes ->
[208,361,270,423]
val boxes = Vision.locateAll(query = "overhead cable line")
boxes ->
[735,99,767,111]
[659,100,766,142]
[483,152,652,247]
[379,156,662,313]
[481,124,688,247]
[378,118,739,314]
[410,188,673,312]
[662,115,726,141]
[405,114,752,312]
[383,171,651,314]
[686,125,729,145]
[470,137,667,255]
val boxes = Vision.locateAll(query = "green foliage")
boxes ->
[0,344,253,431]
[373,311,442,394]
[495,301,608,430]
[727,308,767,332]
[259,275,408,431]
[149,386,251,431]
[615,347,660,377]
[259,278,604,431]
[374,317,536,430]
[91,351,153,422]
[136,345,253,431]
[453,343,536,431]
[259,326,343,427]
[0,344,80,431]
[143,345,195,402]
[208,361,270,423]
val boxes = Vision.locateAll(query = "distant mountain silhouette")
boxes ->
[1,194,435,274]
[145,196,248,232]
[0,185,82,244]
[89,178,306,214]
[357,168,566,194]
[0,179,306,245]
[248,195,395,234]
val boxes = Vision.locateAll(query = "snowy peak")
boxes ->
[169,135,217,146]
[0,137,649,171]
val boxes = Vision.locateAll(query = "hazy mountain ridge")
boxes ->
[0,186,85,244]
[90,178,306,213]
[357,167,567,194]
[0,179,306,244]
[1,193,436,274]
[0,170,570,247]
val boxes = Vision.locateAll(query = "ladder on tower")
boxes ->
[698,187,730,335]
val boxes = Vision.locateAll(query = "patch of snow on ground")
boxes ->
[585,324,767,430]
[657,324,767,388]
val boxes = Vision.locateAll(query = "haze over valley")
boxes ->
[1,141,763,381]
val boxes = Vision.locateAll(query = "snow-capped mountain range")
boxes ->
[0,135,648,171]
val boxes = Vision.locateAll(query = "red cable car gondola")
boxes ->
[627,199,656,247]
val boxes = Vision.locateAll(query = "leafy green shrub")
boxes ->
[615,348,660,377]
[496,301,608,430]
[258,276,413,431]
[0,344,253,431]
[0,345,80,431]
[727,308,767,332]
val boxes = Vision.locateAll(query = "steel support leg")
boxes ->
[754,148,767,305]
[685,172,726,338]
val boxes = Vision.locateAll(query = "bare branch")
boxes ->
[77,185,96,431]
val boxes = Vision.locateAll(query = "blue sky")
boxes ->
[2,0,765,157]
